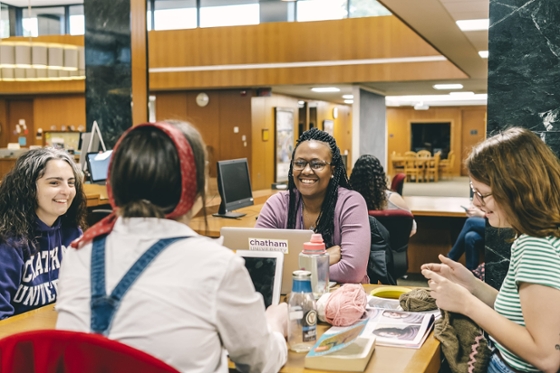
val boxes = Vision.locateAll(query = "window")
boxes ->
[348,0,391,18]
[23,6,65,36]
[297,0,347,22]
[153,0,197,31]
[69,5,84,36]
[200,0,259,28]
[0,3,9,38]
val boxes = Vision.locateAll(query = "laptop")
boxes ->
[221,227,314,294]
[85,150,112,184]
[235,250,283,309]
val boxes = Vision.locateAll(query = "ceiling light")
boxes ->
[414,102,429,110]
[386,94,488,107]
[342,94,353,99]
[449,91,475,96]
[456,19,489,31]
[478,50,489,58]
[433,84,463,90]
[344,100,353,104]
[311,87,340,93]
[298,100,305,105]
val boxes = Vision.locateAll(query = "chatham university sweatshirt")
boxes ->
[0,217,81,319]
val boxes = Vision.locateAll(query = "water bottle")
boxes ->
[299,233,329,299]
[287,270,317,352]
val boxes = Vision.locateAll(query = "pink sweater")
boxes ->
[256,187,370,284]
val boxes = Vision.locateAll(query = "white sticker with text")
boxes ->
[248,238,289,254]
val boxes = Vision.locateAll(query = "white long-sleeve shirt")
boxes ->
[56,217,287,373]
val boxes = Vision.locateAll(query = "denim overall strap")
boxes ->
[90,235,190,335]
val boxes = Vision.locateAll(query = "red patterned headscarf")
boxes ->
[72,122,198,248]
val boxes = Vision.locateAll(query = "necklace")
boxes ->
[301,203,317,231]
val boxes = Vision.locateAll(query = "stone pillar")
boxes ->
[486,0,560,288]
[84,0,148,149]
[351,87,387,168]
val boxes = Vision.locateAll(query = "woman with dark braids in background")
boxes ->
[349,154,417,236]
[256,128,370,284]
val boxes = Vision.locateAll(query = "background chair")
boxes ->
[390,173,406,195]
[404,157,423,183]
[439,150,455,179]
[0,330,180,373]
[425,152,440,182]
[368,209,414,280]
[367,216,396,285]
[416,150,431,158]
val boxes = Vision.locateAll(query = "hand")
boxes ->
[265,303,288,338]
[466,205,485,218]
[421,254,477,293]
[326,245,341,265]
[422,270,473,313]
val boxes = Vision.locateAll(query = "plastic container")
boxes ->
[287,270,317,352]
[299,233,329,299]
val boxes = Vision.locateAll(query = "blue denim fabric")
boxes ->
[448,216,486,270]
[487,352,519,373]
[90,235,189,335]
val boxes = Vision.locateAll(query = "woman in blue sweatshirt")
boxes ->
[0,148,86,319]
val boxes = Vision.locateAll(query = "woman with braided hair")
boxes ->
[256,128,370,284]
[349,154,416,236]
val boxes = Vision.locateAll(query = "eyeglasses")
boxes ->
[292,159,331,171]
[470,181,492,205]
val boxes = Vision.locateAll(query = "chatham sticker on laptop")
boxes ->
[248,238,289,254]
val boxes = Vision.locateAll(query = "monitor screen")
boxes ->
[86,151,112,183]
[214,158,254,219]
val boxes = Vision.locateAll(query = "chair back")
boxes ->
[0,330,180,373]
[404,151,417,157]
[390,173,406,195]
[416,150,431,158]
[368,209,414,279]
[368,216,396,285]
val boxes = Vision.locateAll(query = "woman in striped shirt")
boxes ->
[422,127,560,373]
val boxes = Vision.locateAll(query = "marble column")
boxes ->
[84,0,148,149]
[486,0,560,288]
[351,88,387,168]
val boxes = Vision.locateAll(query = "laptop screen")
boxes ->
[86,151,112,183]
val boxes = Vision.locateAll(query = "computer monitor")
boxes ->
[85,150,112,184]
[213,158,254,219]
[79,121,107,174]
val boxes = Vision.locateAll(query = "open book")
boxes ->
[304,320,376,372]
[362,299,435,349]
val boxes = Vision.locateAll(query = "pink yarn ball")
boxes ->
[324,284,367,326]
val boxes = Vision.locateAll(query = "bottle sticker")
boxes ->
[289,305,303,320]
[302,310,317,342]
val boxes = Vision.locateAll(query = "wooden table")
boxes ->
[0,285,440,373]
[83,183,109,207]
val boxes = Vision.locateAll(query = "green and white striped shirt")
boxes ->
[492,234,560,372]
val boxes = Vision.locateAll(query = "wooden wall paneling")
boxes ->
[154,92,189,122]
[460,107,487,175]
[0,99,7,148]
[217,90,253,166]
[131,0,148,125]
[185,91,221,178]
[6,35,83,46]
[33,95,86,145]
[0,81,85,95]
[7,100,34,147]
[149,17,442,68]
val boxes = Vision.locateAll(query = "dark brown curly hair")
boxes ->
[0,148,87,256]
[349,154,388,211]
[286,128,350,247]
[467,127,560,238]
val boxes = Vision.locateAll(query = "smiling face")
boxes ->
[470,178,510,228]
[292,140,334,202]
[35,159,77,227]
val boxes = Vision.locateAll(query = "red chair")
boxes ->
[0,330,180,373]
[390,173,406,195]
[368,209,414,279]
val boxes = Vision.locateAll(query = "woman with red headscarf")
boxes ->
[56,121,287,373]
